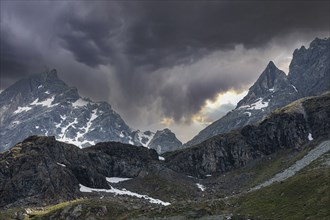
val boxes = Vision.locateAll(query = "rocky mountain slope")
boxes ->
[185,37,329,147]
[166,92,330,178]
[288,37,330,97]
[0,70,181,153]
[0,94,329,219]
[147,129,183,154]
[250,139,330,191]
[0,136,159,207]
[2,139,328,219]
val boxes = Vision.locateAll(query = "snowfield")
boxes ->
[79,184,171,206]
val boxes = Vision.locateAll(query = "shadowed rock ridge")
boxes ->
[185,37,330,147]
[0,137,158,208]
[166,93,330,177]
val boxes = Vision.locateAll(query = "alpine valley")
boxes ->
[0,37,329,220]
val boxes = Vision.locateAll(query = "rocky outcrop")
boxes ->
[288,37,330,97]
[148,129,183,154]
[0,136,158,208]
[302,92,330,138]
[185,37,329,148]
[166,93,330,178]
[83,142,158,178]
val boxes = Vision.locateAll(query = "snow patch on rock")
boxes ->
[106,177,132,183]
[56,162,66,167]
[308,133,313,141]
[72,98,89,108]
[244,112,251,117]
[31,96,58,108]
[79,184,171,206]
[196,183,206,191]
[14,106,32,114]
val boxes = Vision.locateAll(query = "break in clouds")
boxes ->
[1,1,329,140]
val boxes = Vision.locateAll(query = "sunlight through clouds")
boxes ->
[192,90,248,125]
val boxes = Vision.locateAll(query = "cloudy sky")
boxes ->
[1,1,329,142]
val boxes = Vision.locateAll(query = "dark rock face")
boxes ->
[166,93,330,178]
[185,37,330,147]
[84,142,159,178]
[302,92,330,139]
[236,61,298,107]
[288,37,330,97]
[0,136,158,208]
[0,70,182,152]
[148,129,183,154]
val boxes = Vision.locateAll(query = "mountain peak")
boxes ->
[161,128,171,133]
[234,60,295,109]
[149,128,182,154]
[309,37,329,48]
[46,69,58,79]
[267,61,276,68]
[253,61,286,91]
[185,37,328,148]
[264,61,280,74]
[0,69,183,153]
[288,36,329,97]
[40,68,61,84]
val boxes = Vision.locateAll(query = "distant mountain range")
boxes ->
[0,37,329,219]
[0,70,182,153]
[1,91,329,212]
[185,37,330,147]
[0,37,328,154]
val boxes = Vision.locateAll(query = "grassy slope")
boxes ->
[0,198,135,220]
[240,140,322,189]
[233,152,330,220]
[1,141,327,220]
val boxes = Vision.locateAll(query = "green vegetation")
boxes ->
[127,199,228,219]
[121,174,198,202]
[0,208,22,220]
[28,199,84,219]
[9,144,24,158]
[233,159,330,219]
[0,198,133,220]
[1,138,328,220]
[244,147,311,189]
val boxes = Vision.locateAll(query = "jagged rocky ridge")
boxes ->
[288,37,330,97]
[0,136,199,209]
[165,93,330,178]
[1,93,329,210]
[185,37,330,147]
[0,70,181,153]
[0,137,159,207]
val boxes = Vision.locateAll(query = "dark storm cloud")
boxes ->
[58,1,330,68]
[53,0,329,122]
[1,0,329,125]
[0,25,46,87]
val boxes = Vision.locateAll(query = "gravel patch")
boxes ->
[250,140,330,191]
